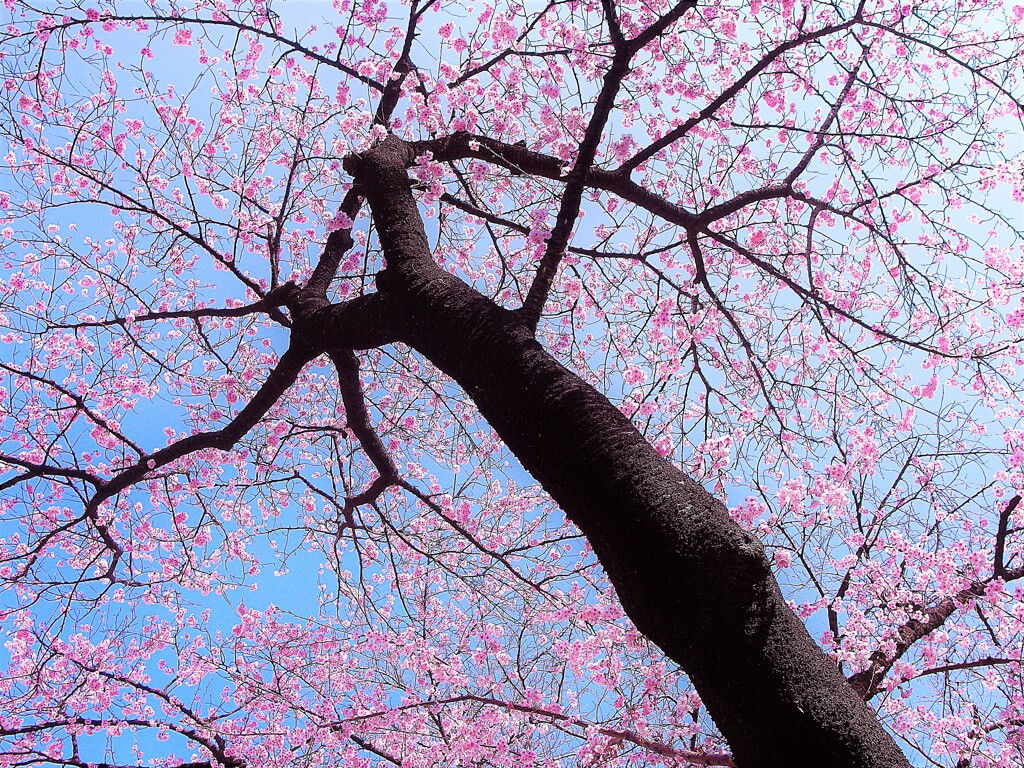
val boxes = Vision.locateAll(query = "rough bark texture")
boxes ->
[321,137,913,768]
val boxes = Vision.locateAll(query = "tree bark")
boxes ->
[322,137,912,768]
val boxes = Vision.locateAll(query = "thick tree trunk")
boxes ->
[327,138,911,768]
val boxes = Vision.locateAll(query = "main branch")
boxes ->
[335,136,912,768]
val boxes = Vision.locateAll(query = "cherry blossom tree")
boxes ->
[1,0,1023,766]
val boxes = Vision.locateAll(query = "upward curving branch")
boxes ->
[518,0,697,331]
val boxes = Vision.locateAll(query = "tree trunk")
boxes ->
[324,137,912,768]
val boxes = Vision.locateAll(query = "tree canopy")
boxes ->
[1,0,1023,766]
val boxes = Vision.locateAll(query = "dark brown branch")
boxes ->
[518,46,632,330]
[914,656,1019,677]
[305,186,364,298]
[515,1,699,331]
[328,348,399,524]
[47,298,289,331]
[451,2,569,86]
[45,13,382,90]
[335,694,734,766]
[372,0,423,126]
[83,347,309,520]
[860,19,1024,109]
[0,454,104,491]
[298,291,402,353]
[327,349,542,589]
[350,735,403,766]
[343,137,434,275]
[600,0,626,47]
[414,132,699,229]
[399,481,548,594]
[701,228,971,360]
[332,350,398,480]
[66,346,314,579]
[848,564,1024,699]
[441,192,661,262]
[1,719,240,768]
[28,145,267,300]
[693,52,866,223]
[994,494,1021,578]
[74,288,396,550]
[0,361,143,455]
[624,0,697,53]
[619,13,862,174]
